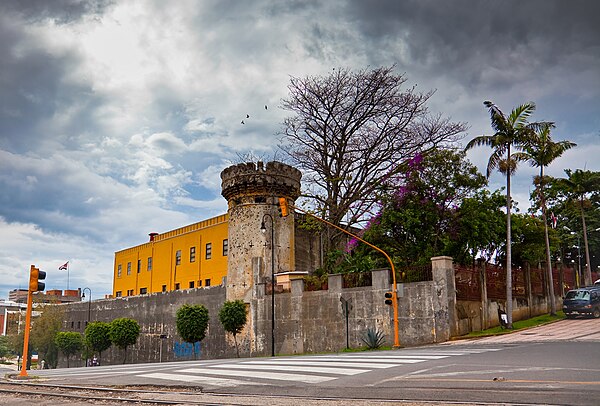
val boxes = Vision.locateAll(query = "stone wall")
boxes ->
[58,258,457,367]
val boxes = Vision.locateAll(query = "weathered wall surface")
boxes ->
[59,285,229,368]
[59,262,455,367]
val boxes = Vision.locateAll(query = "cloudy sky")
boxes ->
[1,0,599,301]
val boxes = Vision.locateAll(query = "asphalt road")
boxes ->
[5,318,600,405]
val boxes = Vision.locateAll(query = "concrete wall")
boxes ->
[58,258,456,367]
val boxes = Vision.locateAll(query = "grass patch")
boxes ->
[462,311,565,338]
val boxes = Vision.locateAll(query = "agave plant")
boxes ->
[361,327,386,349]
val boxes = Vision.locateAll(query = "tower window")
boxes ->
[205,243,212,259]
[176,250,181,265]
[127,262,131,275]
[147,257,153,271]
[190,246,196,263]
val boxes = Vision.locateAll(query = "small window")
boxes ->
[127,262,131,275]
[190,246,196,263]
[175,283,180,290]
[189,281,195,289]
[140,287,147,294]
[161,285,167,292]
[127,289,134,296]
[71,321,74,328]
[205,243,212,260]
[198,280,202,287]
[176,250,182,265]
[117,264,122,278]
[77,321,81,329]
[223,239,229,256]
[147,257,153,271]
[205,279,211,287]
[116,291,122,297]
[137,259,141,273]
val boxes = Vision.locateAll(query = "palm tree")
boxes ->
[517,125,576,314]
[558,169,600,286]
[465,101,550,328]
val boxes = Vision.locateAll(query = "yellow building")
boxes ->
[112,214,229,297]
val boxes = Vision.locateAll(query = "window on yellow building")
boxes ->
[137,259,141,273]
[175,283,180,290]
[189,281,194,289]
[117,264,122,278]
[190,246,196,263]
[148,257,152,271]
[223,239,229,256]
[176,250,181,265]
[116,291,122,297]
[205,279,211,287]
[127,262,131,275]
[140,287,147,294]
[127,289,134,296]
[206,243,212,259]
[162,285,167,292]
[198,280,202,287]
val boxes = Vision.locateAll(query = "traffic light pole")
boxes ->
[291,205,401,348]
[20,266,35,377]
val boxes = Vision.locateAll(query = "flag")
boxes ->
[550,212,557,229]
[59,261,69,270]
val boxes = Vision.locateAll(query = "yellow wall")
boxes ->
[112,214,229,297]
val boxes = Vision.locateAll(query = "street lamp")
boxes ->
[81,287,92,324]
[260,214,275,357]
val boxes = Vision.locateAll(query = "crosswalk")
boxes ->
[137,347,502,387]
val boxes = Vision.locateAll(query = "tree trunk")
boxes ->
[539,168,556,314]
[580,196,593,286]
[506,169,513,329]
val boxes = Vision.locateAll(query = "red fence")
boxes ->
[455,263,579,301]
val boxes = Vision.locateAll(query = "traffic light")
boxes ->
[278,197,289,217]
[29,265,46,292]
[384,291,393,306]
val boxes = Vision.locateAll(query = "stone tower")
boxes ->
[221,161,302,302]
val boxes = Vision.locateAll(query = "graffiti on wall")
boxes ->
[173,341,201,358]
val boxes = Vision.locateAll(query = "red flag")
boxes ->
[58,261,69,270]
[550,212,557,229]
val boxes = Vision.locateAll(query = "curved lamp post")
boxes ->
[260,213,275,357]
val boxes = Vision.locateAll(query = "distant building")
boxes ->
[8,289,28,303]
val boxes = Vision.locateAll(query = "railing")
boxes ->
[455,265,481,301]
[393,264,433,283]
[342,272,372,288]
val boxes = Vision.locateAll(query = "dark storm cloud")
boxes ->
[1,0,113,24]
[346,0,600,89]
[0,12,107,153]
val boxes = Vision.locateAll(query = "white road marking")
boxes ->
[213,363,369,375]
[178,367,337,383]
[138,372,258,387]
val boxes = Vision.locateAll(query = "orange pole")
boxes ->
[20,266,35,377]
[293,206,400,348]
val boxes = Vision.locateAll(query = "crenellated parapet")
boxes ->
[221,161,301,207]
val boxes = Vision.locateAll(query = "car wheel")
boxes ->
[593,308,600,319]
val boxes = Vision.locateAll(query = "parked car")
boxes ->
[563,287,600,318]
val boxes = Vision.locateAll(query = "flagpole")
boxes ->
[67,261,70,290]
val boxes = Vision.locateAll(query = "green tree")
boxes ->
[84,321,112,364]
[363,149,489,266]
[176,304,209,359]
[518,125,576,313]
[109,318,140,364]
[0,335,10,360]
[556,169,600,285]
[218,300,248,358]
[54,331,84,368]
[465,101,551,328]
[280,66,466,250]
[30,303,63,369]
